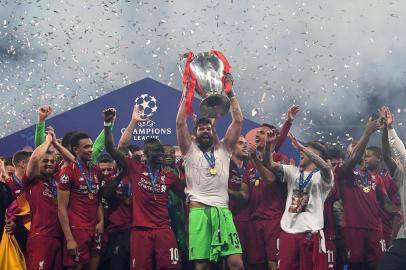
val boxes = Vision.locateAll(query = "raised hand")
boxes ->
[365,115,381,135]
[46,126,57,143]
[383,106,394,127]
[103,108,116,123]
[38,105,53,122]
[288,132,303,151]
[132,104,146,122]
[287,105,300,122]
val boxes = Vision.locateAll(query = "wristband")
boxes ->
[104,121,112,127]
[226,90,235,98]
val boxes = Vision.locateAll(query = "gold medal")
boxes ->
[255,179,260,186]
[209,167,217,176]
[363,186,371,193]
[88,193,94,200]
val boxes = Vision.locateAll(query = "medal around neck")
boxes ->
[179,50,232,118]
[209,167,217,176]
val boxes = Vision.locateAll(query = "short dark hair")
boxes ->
[62,131,78,148]
[97,153,113,164]
[326,147,345,160]
[193,118,212,135]
[261,123,277,130]
[70,132,90,149]
[366,146,382,159]
[12,151,32,166]
[144,138,163,158]
[3,157,13,167]
[128,144,141,153]
[304,141,327,161]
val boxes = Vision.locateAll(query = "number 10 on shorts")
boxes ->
[169,248,179,264]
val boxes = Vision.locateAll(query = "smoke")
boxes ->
[1,0,406,148]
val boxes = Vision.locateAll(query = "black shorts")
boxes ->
[100,229,130,270]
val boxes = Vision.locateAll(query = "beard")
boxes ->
[197,134,213,151]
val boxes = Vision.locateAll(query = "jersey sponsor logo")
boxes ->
[60,174,69,184]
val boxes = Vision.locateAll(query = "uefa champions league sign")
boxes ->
[120,93,173,141]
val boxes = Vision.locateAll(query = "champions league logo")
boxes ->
[135,94,158,128]
[122,93,172,142]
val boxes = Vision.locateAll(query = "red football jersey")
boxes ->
[126,158,183,229]
[228,160,253,222]
[103,174,132,232]
[25,174,62,238]
[336,166,386,230]
[5,175,25,199]
[377,169,401,239]
[57,161,100,230]
[248,163,287,220]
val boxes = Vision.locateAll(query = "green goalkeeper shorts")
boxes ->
[188,207,242,261]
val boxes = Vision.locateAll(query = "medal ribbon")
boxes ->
[236,162,246,179]
[76,160,93,194]
[210,50,232,94]
[148,166,161,193]
[203,149,216,169]
[50,177,57,198]
[182,51,197,115]
[298,168,320,193]
[12,174,24,189]
[360,169,369,187]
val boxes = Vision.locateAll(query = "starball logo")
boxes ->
[121,93,172,141]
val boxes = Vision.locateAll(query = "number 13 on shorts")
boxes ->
[169,248,179,264]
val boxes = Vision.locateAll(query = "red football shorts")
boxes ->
[27,236,63,270]
[130,227,180,270]
[234,220,249,261]
[279,231,328,270]
[343,227,385,264]
[247,219,281,264]
[63,229,99,267]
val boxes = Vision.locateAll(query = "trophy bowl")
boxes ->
[180,51,231,118]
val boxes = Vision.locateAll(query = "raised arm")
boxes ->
[223,95,244,153]
[27,133,52,179]
[382,106,406,169]
[34,105,52,148]
[382,124,398,177]
[46,126,75,163]
[341,118,380,172]
[176,87,192,155]
[290,133,332,182]
[275,105,299,152]
[118,105,144,149]
[103,108,127,171]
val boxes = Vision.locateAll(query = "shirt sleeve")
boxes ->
[388,128,406,169]
[34,121,46,148]
[57,165,74,191]
[91,127,111,164]
[281,164,296,183]
[275,120,292,152]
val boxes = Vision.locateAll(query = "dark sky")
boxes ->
[1,0,406,147]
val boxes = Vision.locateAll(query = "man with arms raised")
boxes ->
[265,135,333,270]
[104,108,184,270]
[176,82,244,270]
[25,127,74,270]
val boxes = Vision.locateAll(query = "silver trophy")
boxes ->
[179,51,231,118]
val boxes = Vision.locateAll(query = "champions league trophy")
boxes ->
[178,50,233,118]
